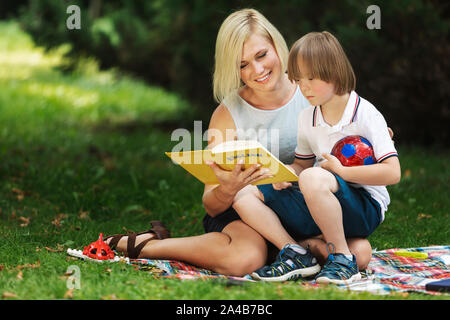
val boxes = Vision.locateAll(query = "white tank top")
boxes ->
[223,86,311,164]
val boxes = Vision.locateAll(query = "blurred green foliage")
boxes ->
[0,21,192,133]
[2,0,449,145]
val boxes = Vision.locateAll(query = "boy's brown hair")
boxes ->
[288,31,356,95]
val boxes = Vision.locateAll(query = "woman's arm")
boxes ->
[202,104,236,216]
[202,104,271,216]
[321,153,401,186]
[202,184,236,216]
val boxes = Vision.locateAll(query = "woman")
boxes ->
[105,8,372,277]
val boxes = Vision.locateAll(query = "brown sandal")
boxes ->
[104,220,171,259]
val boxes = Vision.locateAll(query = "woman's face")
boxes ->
[240,33,283,91]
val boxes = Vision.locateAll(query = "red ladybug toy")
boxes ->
[82,233,115,260]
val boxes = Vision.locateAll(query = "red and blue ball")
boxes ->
[331,135,376,167]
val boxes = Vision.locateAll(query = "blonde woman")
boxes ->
[105,9,372,277]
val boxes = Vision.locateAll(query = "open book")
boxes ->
[165,140,298,185]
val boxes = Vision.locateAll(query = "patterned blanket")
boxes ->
[128,245,450,295]
[128,258,253,282]
[325,245,450,295]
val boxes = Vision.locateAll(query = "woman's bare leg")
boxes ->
[106,220,268,277]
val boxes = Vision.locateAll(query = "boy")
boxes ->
[234,31,401,284]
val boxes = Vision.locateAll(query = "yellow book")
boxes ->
[165,140,298,185]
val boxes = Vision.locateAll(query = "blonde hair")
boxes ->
[288,31,356,95]
[213,8,289,103]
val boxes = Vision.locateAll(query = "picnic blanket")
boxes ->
[127,245,450,295]
[322,245,450,295]
[128,258,253,282]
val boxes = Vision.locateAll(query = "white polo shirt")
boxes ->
[294,91,398,221]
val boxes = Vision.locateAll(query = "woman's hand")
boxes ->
[206,160,273,195]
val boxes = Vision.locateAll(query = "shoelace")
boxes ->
[320,242,354,278]
[320,259,354,278]
[268,261,292,276]
[267,248,291,275]
[263,245,313,277]
[265,246,299,276]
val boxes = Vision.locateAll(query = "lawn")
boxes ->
[0,21,448,301]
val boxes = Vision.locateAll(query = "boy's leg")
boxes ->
[298,167,382,284]
[232,185,298,250]
[233,186,320,281]
[298,167,351,256]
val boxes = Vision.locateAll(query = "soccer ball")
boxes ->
[331,135,376,167]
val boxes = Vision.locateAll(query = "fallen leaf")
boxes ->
[392,291,409,298]
[52,213,68,227]
[11,188,25,201]
[59,268,76,281]
[11,188,24,194]
[404,169,412,178]
[103,158,117,170]
[2,292,18,299]
[417,213,432,220]
[16,271,23,280]
[16,260,40,270]
[64,289,74,299]
[64,269,75,276]
[276,284,284,297]
[79,211,89,220]
[122,226,134,233]
[44,244,65,252]
[101,293,120,300]
[18,216,30,227]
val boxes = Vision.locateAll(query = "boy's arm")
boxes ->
[323,102,401,186]
[289,157,316,176]
[273,158,315,190]
[321,153,401,186]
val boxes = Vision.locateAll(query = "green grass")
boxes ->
[0,21,448,301]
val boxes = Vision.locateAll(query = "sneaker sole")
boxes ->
[251,264,321,282]
[315,272,361,285]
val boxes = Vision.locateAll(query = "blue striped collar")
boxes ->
[312,91,360,128]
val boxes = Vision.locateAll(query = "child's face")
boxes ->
[240,33,283,92]
[295,58,335,106]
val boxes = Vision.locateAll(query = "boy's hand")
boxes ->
[320,153,343,174]
[272,181,292,190]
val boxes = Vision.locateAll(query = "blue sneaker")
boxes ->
[315,243,361,284]
[251,244,320,282]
